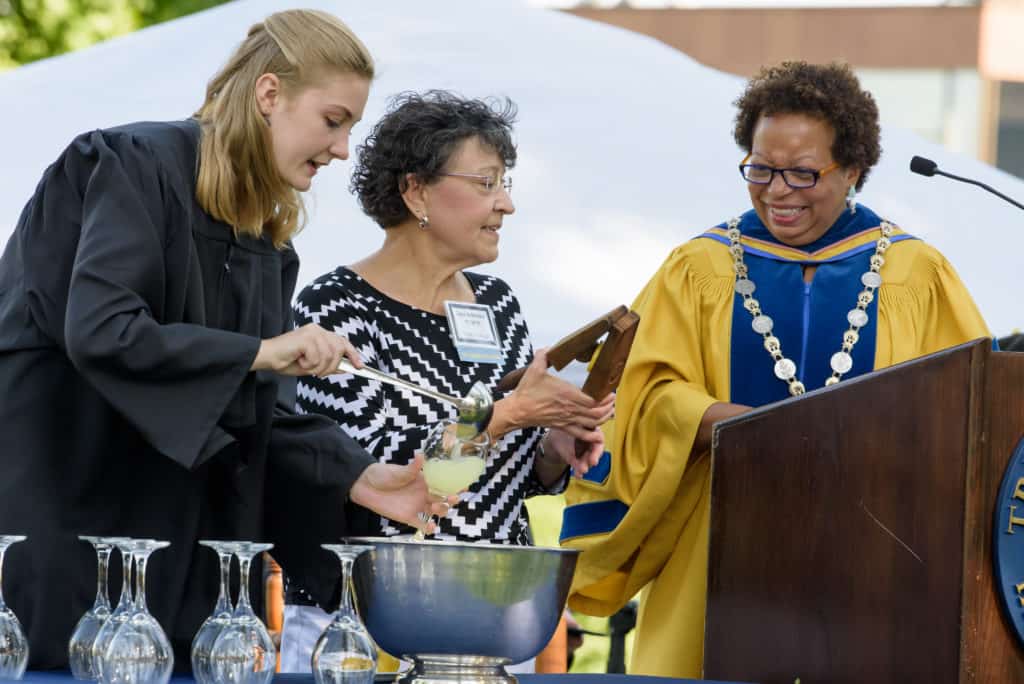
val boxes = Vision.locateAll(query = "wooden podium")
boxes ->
[703,339,1024,683]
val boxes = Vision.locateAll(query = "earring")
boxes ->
[418,214,429,229]
[846,185,857,214]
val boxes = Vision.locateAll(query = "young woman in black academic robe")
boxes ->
[0,9,448,671]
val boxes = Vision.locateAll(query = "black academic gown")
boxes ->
[0,119,374,670]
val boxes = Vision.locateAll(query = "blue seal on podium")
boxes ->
[993,436,1024,647]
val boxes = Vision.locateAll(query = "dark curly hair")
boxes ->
[351,91,518,228]
[733,61,881,190]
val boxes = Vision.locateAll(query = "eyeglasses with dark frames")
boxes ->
[439,172,513,194]
[738,153,840,189]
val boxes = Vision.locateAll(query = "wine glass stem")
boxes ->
[237,555,252,612]
[116,550,134,608]
[0,546,7,610]
[339,557,354,613]
[134,553,150,613]
[216,550,232,614]
[96,546,112,610]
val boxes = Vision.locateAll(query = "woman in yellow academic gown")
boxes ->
[561,61,992,678]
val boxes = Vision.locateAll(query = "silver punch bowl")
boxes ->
[347,537,580,684]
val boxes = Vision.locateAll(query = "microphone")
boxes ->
[910,155,1024,211]
[909,156,937,177]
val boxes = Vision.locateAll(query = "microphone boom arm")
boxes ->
[935,170,1024,211]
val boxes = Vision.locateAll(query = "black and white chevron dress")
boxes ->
[293,266,564,545]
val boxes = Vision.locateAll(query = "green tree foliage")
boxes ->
[0,0,230,69]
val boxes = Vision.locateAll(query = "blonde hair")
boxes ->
[195,9,374,248]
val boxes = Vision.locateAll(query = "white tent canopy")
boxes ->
[2,0,1020,345]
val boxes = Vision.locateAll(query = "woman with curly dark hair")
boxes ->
[279,91,614,672]
[562,61,991,677]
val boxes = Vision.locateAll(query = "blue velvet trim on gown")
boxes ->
[709,207,893,406]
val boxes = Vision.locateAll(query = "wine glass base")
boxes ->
[398,655,516,684]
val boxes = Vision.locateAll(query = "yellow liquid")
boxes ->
[314,651,375,682]
[376,649,404,674]
[423,456,486,495]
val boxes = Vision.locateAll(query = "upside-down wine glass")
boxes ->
[90,538,135,681]
[191,541,240,684]
[98,539,173,684]
[311,544,377,684]
[69,536,118,680]
[0,535,29,680]
[209,542,276,684]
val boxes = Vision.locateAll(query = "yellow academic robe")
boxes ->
[561,215,991,678]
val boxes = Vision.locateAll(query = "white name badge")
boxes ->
[444,301,502,364]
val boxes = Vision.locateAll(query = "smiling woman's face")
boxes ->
[421,136,515,267]
[746,112,859,246]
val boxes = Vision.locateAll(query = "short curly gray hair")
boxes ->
[351,90,518,228]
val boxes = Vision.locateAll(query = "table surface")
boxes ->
[22,673,751,683]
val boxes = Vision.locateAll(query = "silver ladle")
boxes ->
[337,359,494,437]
